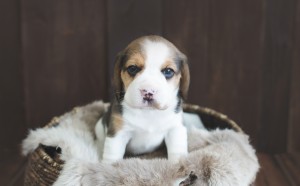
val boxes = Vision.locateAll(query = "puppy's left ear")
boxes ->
[179,53,190,100]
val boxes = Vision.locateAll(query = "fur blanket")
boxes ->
[22,101,259,186]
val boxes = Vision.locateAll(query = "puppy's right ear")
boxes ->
[113,51,126,102]
[179,53,190,101]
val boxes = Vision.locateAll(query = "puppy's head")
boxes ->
[113,35,190,110]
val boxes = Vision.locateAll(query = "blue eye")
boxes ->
[161,68,175,79]
[127,65,141,76]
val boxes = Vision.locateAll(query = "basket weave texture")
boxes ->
[24,103,242,186]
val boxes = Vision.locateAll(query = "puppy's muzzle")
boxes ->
[140,89,156,102]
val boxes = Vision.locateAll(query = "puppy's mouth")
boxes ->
[142,99,168,110]
[124,99,168,110]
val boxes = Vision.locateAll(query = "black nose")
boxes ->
[143,93,153,102]
[140,89,156,102]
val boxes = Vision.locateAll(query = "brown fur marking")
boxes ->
[179,60,190,100]
[107,113,123,136]
[121,53,145,90]
[126,53,145,68]
[161,59,178,72]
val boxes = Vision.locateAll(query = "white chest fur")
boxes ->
[123,106,183,154]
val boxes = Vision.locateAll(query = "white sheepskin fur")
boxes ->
[22,101,259,186]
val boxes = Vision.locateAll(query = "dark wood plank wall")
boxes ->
[288,1,300,153]
[1,0,299,154]
[21,0,108,128]
[258,0,297,153]
[0,0,25,152]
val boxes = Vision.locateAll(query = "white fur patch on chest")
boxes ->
[122,105,183,154]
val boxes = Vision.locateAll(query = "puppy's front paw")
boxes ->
[101,157,120,164]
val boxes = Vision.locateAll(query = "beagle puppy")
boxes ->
[95,35,190,163]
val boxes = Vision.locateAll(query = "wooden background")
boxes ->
[1,0,299,159]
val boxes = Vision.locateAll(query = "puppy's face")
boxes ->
[114,36,189,110]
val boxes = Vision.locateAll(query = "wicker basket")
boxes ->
[24,103,242,186]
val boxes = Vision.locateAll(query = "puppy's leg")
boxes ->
[102,131,131,163]
[95,118,106,160]
[165,125,188,162]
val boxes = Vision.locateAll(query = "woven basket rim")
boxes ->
[182,103,242,133]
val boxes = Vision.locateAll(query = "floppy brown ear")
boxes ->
[113,51,126,102]
[179,54,190,100]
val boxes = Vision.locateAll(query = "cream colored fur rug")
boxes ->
[22,101,259,186]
